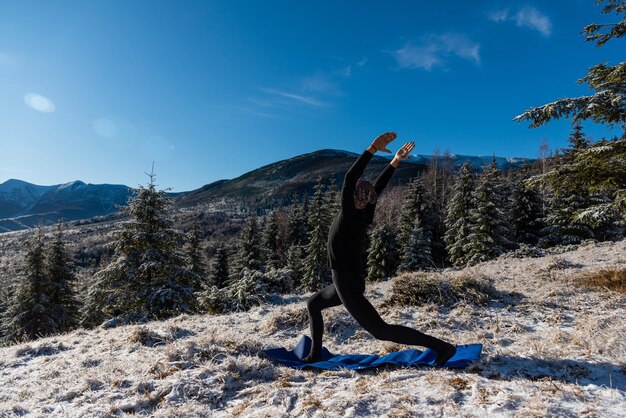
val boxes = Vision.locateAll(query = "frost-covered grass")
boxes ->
[0,239,624,417]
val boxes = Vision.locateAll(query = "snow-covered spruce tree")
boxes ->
[2,226,78,343]
[538,193,595,248]
[402,215,433,271]
[444,162,476,267]
[285,244,306,289]
[530,129,624,246]
[466,161,512,265]
[366,221,399,281]
[185,217,206,280]
[2,228,48,343]
[198,265,271,314]
[233,216,262,277]
[44,222,80,333]
[200,215,270,315]
[510,177,544,245]
[226,268,265,311]
[81,172,200,327]
[196,245,229,314]
[567,122,590,155]
[287,192,310,246]
[302,177,332,292]
[210,245,230,289]
[327,176,341,219]
[398,176,436,271]
[284,193,309,288]
[261,209,283,270]
[422,149,456,266]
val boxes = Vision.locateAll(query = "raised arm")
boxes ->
[373,141,415,195]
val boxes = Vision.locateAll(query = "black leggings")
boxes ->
[306,267,450,357]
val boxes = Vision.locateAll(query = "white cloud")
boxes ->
[487,9,510,23]
[301,72,344,96]
[488,6,552,36]
[516,6,552,36]
[259,87,327,107]
[24,93,55,113]
[245,60,365,118]
[391,34,480,70]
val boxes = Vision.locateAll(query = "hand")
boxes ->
[370,132,396,154]
[395,141,415,160]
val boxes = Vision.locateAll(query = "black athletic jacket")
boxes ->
[327,150,396,270]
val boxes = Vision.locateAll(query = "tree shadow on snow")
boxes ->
[478,354,626,390]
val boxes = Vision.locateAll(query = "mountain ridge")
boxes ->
[1,149,535,232]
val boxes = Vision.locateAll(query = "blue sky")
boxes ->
[0,0,623,191]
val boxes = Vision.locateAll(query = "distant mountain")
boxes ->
[0,179,55,218]
[378,152,534,170]
[0,179,133,232]
[176,149,535,209]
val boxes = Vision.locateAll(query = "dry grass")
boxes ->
[262,306,308,333]
[382,271,500,308]
[127,327,167,347]
[575,267,626,293]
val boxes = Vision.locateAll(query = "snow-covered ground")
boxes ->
[0,240,624,417]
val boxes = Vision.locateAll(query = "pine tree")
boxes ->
[81,170,199,327]
[286,245,307,289]
[398,177,436,271]
[2,227,77,343]
[405,216,434,271]
[302,177,332,291]
[234,216,262,276]
[261,209,282,270]
[423,149,456,265]
[533,128,624,246]
[327,176,341,219]
[366,221,398,281]
[211,245,230,289]
[510,178,544,245]
[466,161,511,265]
[444,163,476,267]
[185,216,206,279]
[567,122,589,155]
[285,193,310,289]
[539,193,595,247]
[287,192,310,246]
[44,222,79,333]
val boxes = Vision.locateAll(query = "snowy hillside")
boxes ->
[0,239,624,417]
[0,179,133,232]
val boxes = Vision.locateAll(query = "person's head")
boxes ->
[354,179,377,209]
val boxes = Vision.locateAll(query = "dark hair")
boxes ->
[354,180,377,208]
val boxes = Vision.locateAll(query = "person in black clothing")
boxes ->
[304,132,457,366]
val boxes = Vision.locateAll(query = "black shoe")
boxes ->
[434,344,457,367]
[303,351,322,363]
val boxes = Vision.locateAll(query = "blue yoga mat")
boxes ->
[263,335,482,370]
